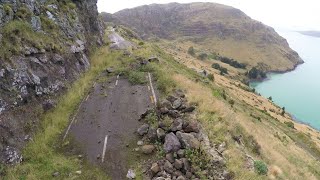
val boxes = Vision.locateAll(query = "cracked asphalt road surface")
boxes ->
[66,73,156,179]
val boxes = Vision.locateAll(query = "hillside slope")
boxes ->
[111,2,303,72]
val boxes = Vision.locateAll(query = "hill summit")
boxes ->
[109,2,303,72]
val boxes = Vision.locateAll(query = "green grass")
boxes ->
[4,47,122,180]
[0,20,61,60]
[128,71,148,85]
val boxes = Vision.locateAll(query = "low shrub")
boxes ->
[188,46,195,56]
[254,160,268,175]
[197,53,208,60]
[284,121,295,129]
[207,74,214,81]
[128,71,148,85]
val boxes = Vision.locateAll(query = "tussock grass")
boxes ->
[5,47,121,180]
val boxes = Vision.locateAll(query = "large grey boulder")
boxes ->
[176,132,200,149]
[170,118,183,132]
[164,132,181,153]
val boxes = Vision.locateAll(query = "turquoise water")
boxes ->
[250,30,320,130]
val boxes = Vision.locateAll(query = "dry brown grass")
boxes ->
[160,43,320,180]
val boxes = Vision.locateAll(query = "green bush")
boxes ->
[188,46,195,56]
[211,63,228,75]
[197,53,208,60]
[212,63,221,69]
[284,121,295,129]
[228,99,235,106]
[208,74,214,81]
[254,160,268,175]
[138,41,144,46]
[248,67,266,79]
[16,6,32,19]
[128,71,148,85]
[185,148,211,177]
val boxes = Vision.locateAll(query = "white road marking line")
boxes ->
[101,135,109,163]
[63,91,88,141]
[115,74,120,86]
[93,82,97,88]
[63,101,82,140]
[148,72,157,107]
[85,94,90,101]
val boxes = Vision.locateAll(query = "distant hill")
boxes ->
[298,31,320,38]
[107,2,303,72]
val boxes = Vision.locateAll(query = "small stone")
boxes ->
[176,132,200,149]
[161,99,172,109]
[171,118,183,132]
[148,56,160,63]
[141,145,155,154]
[174,159,183,170]
[177,175,186,180]
[181,158,190,172]
[52,172,60,177]
[106,67,114,73]
[75,171,82,175]
[160,107,169,114]
[181,106,195,113]
[157,128,166,140]
[166,153,175,163]
[164,160,174,174]
[173,170,183,177]
[168,110,180,118]
[183,120,200,133]
[42,99,56,112]
[137,124,149,136]
[78,155,83,159]
[177,149,185,158]
[151,162,160,174]
[137,140,144,146]
[172,99,182,109]
[167,95,178,103]
[218,142,227,153]
[97,154,101,159]
[185,171,192,178]
[147,128,158,142]
[126,169,136,179]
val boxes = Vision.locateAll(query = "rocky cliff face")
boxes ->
[110,2,303,72]
[0,0,103,164]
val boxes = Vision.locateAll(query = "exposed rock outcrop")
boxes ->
[0,0,104,164]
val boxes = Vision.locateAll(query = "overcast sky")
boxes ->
[97,0,320,31]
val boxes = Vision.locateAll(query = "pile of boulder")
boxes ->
[135,90,231,180]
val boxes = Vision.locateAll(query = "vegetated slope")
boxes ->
[110,2,303,72]
[0,0,104,164]
[157,35,320,180]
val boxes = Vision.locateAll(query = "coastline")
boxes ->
[249,60,304,83]
[248,61,320,132]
